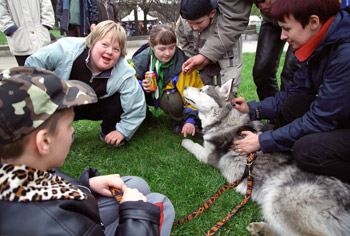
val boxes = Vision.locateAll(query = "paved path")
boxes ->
[0,40,285,71]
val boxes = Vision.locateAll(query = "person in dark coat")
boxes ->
[232,0,350,183]
[97,0,120,23]
[56,0,99,37]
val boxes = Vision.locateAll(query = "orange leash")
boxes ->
[173,152,257,235]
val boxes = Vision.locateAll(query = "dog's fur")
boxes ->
[182,81,350,236]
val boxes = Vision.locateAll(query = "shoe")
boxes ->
[144,107,154,122]
[172,123,183,134]
[100,130,125,147]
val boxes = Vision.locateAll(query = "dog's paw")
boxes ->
[247,222,269,236]
[181,139,194,150]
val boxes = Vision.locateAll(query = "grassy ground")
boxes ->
[0,32,7,45]
[60,52,285,236]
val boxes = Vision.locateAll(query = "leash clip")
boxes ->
[246,162,253,176]
[246,152,257,176]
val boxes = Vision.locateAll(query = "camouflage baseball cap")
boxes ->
[0,67,97,146]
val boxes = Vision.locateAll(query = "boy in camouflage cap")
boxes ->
[0,67,97,146]
[0,67,175,236]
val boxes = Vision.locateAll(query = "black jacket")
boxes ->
[0,166,160,236]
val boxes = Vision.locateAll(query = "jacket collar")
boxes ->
[0,164,87,202]
[295,16,335,62]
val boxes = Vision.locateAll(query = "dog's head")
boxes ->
[183,80,247,128]
[183,79,233,112]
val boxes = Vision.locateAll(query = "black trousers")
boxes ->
[67,24,83,37]
[277,94,350,183]
[15,55,30,66]
[253,20,300,101]
[74,92,123,135]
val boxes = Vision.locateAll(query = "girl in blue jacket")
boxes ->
[25,21,146,147]
[232,0,350,183]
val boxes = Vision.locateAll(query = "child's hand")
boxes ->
[89,174,125,197]
[182,54,210,75]
[103,130,125,147]
[120,185,147,203]
[142,79,152,93]
[181,123,195,137]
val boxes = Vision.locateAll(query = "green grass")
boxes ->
[0,32,6,45]
[60,52,286,236]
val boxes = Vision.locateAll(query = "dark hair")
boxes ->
[149,25,177,47]
[180,0,214,20]
[271,0,340,28]
[0,109,66,160]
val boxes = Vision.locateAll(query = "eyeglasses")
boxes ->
[252,0,266,4]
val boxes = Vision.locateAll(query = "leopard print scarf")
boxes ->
[0,164,87,202]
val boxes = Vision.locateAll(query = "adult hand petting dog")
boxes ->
[232,97,250,114]
[233,131,260,155]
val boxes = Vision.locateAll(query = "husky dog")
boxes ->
[182,81,350,236]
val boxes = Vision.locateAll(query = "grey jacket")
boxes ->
[198,0,252,63]
[176,11,243,89]
[0,0,54,56]
[25,37,146,140]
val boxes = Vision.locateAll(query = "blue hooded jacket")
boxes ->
[248,8,350,152]
[25,37,146,141]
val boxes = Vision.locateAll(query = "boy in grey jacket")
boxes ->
[176,0,243,93]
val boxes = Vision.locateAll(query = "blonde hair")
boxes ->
[149,25,177,47]
[85,20,127,57]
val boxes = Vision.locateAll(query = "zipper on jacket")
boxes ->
[196,32,201,53]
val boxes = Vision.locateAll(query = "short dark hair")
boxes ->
[271,0,340,28]
[180,0,214,20]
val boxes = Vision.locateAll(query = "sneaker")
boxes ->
[172,123,183,134]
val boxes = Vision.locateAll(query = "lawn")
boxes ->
[60,52,285,236]
[0,32,6,45]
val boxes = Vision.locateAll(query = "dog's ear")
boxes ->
[220,79,234,101]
